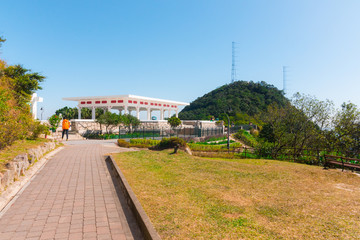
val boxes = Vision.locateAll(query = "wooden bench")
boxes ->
[324,154,360,172]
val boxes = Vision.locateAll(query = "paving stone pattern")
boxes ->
[0,142,143,240]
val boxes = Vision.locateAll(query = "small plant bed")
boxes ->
[0,139,51,172]
[114,150,360,239]
[117,139,160,148]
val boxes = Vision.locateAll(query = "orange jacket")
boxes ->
[62,119,70,130]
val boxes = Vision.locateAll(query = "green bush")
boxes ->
[254,141,275,159]
[48,114,61,129]
[117,139,130,148]
[130,139,160,147]
[155,137,187,151]
[28,121,50,140]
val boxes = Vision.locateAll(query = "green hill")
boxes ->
[178,81,288,121]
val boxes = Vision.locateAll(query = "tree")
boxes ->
[0,37,46,149]
[179,80,288,120]
[3,65,45,104]
[122,114,141,132]
[54,107,105,119]
[96,111,122,134]
[259,93,333,157]
[168,116,181,129]
[55,106,77,120]
[332,102,360,157]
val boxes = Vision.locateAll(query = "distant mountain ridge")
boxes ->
[178,80,288,120]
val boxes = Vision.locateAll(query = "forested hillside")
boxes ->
[178,81,288,121]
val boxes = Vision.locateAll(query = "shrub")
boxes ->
[117,139,130,148]
[250,128,259,137]
[254,141,275,159]
[130,139,160,147]
[48,114,61,130]
[152,137,188,153]
[28,121,50,140]
[157,137,187,149]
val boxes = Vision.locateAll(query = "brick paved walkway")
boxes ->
[0,141,143,240]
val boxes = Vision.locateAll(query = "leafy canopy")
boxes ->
[168,116,181,128]
[179,80,288,121]
[3,64,45,104]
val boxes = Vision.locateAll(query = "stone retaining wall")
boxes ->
[0,141,58,193]
[70,120,222,135]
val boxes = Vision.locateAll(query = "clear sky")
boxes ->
[1,0,359,119]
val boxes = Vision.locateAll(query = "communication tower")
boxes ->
[283,66,288,95]
[231,41,237,83]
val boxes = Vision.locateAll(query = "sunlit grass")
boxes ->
[114,150,360,239]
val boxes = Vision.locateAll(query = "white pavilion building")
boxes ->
[63,94,189,120]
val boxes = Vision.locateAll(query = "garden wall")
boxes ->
[70,120,222,135]
[0,140,59,193]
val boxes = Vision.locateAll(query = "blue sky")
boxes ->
[1,0,359,119]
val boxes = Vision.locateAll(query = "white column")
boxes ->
[78,106,82,120]
[160,109,164,120]
[147,108,151,120]
[124,106,128,115]
[136,107,140,119]
[168,109,171,118]
[176,110,178,118]
[92,107,96,120]
[107,106,112,112]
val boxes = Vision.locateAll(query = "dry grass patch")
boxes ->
[113,150,360,239]
[0,138,50,171]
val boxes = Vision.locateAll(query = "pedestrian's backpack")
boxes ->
[62,119,70,130]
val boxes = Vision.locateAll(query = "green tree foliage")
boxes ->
[0,38,46,149]
[179,80,288,121]
[167,116,181,128]
[332,102,360,157]
[96,111,122,134]
[122,114,141,132]
[55,106,77,119]
[55,106,104,119]
[3,65,45,104]
[259,93,333,157]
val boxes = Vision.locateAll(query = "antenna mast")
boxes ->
[283,66,288,95]
[231,41,237,83]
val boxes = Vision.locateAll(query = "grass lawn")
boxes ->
[113,150,360,239]
[0,138,51,171]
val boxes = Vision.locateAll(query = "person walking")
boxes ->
[62,117,70,141]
